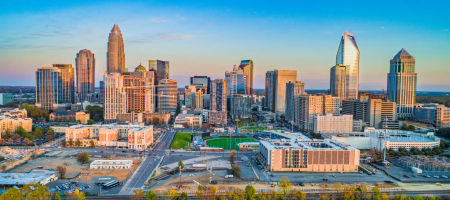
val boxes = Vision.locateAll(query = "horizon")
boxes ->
[0,0,449,91]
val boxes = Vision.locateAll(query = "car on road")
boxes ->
[322,178,328,182]
[403,175,410,178]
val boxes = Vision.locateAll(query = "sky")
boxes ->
[0,0,449,91]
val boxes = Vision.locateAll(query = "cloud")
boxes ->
[151,18,169,24]
[127,32,196,43]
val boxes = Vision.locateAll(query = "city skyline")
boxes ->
[0,1,449,91]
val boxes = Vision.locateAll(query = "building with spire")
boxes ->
[334,32,359,100]
[387,49,417,118]
[107,24,125,74]
[75,49,95,102]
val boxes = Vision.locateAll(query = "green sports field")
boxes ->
[170,132,192,149]
[205,137,257,150]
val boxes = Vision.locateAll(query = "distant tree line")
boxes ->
[416,96,450,107]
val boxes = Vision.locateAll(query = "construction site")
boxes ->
[396,156,450,175]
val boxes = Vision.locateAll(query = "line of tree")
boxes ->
[387,144,446,157]
[416,96,450,107]
[436,127,450,139]
[0,126,56,145]
[19,104,49,122]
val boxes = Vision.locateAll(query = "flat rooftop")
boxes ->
[69,123,152,131]
[260,138,357,151]
[0,170,56,186]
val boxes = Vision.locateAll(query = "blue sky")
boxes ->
[0,0,449,91]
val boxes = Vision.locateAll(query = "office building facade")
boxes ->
[156,79,177,114]
[335,32,359,100]
[107,24,125,74]
[75,49,95,102]
[239,60,254,95]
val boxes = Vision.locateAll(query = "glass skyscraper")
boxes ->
[336,32,359,100]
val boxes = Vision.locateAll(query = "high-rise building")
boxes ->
[230,94,253,120]
[225,65,247,98]
[107,24,125,74]
[342,99,368,122]
[149,60,169,83]
[184,85,197,108]
[190,76,211,94]
[267,70,297,113]
[367,98,397,129]
[336,32,359,100]
[156,79,177,114]
[75,49,95,102]
[36,67,61,110]
[294,95,324,131]
[52,64,75,104]
[103,73,127,121]
[239,60,254,95]
[285,81,306,122]
[122,65,155,113]
[265,71,275,111]
[387,49,417,118]
[323,95,341,115]
[330,64,349,101]
[210,79,227,125]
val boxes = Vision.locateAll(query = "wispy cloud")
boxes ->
[151,18,169,24]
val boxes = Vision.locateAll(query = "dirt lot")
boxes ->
[9,149,142,182]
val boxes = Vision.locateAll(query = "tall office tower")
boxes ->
[36,67,61,110]
[156,79,177,113]
[330,64,349,101]
[239,60,254,95]
[210,79,227,125]
[273,70,297,113]
[336,32,359,100]
[149,60,169,83]
[367,98,397,129]
[99,81,105,104]
[184,85,197,108]
[190,76,211,94]
[225,65,247,97]
[323,95,341,115]
[285,81,306,122]
[265,71,275,111]
[122,65,155,113]
[230,94,253,120]
[294,95,324,131]
[107,24,125,74]
[52,64,75,104]
[103,73,127,121]
[75,49,95,102]
[193,89,204,109]
[387,49,417,118]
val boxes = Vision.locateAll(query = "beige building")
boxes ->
[123,66,155,113]
[313,114,353,134]
[367,98,397,129]
[239,60,254,95]
[76,112,90,124]
[75,49,95,102]
[294,95,324,131]
[323,95,341,115]
[174,113,202,128]
[259,134,359,172]
[330,64,349,101]
[0,117,32,135]
[65,124,153,151]
[104,73,127,121]
[274,70,297,113]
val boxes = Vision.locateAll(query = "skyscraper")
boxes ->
[123,65,155,113]
[210,79,227,125]
[36,67,61,110]
[75,49,95,102]
[336,32,359,100]
[225,65,247,98]
[104,73,127,121]
[265,70,297,113]
[285,81,306,122]
[239,60,254,95]
[190,76,211,94]
[107,24,125,74]
[149,59,169,83]
[52,64,75,104]
[387,49,417,118]
[156,79,177,113]
[330,64,349,101]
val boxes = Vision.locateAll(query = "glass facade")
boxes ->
[336,32,359,100]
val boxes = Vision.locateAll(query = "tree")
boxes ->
[68,139,74,146]
[179,192,188,200]
[178,160,184,169]
[15,126,27,137]
[75,139,82,147]
[294,191,306,200]
[77,152,90,164]
[230,150,236,164]
[196,184,204,199]
[34,127,44,138]
[245,185,256,200]
[279,176,292,196]
[87,119,95,125]
[55,192,62,200]
[168,189,178,200]
[371,186,381,200]
[256,191,267,200]
[268,190,278,200]
[57,166,66,178]
[85,105,103,121]
[210,186,218,199]
[23,138,31,145]
[22,183,51,200]
[152,118,161,126]
[0,187,22,200]
[72,189,86,200]
[89,140,96,148]
[232,164,241,178]
[146,190,158,200]
[133,189,145,200]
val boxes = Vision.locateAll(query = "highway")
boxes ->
[119,130,176,194]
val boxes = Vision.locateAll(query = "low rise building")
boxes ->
[414,103,450,128]
[76,112,90,124]
[0,116,32,134]
[258,133,360,172]
[90,160,133,169]
[174,113,203,128]
[49,110,76,122]
[65,124,153,151]
[209,111,227,126]
[0,169,58,186]
[238,142,260,152]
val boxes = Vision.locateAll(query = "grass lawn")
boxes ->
[206,137,257,150]
[170,132,192,149]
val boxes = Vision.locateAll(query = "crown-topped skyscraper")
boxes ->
[107,24,125,74]
[335,32,359,100]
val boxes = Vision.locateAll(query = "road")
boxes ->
[119,130,176,194]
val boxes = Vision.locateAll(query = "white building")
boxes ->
[90,160,133,170]
[0,169,58,186]
[313,114,353,134]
